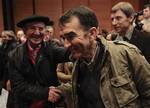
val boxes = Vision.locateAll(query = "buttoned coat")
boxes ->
[7,41,69,108]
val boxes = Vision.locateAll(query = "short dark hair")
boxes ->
[111,2,134,18]
[59,5,99,31]
[144,4,150,9]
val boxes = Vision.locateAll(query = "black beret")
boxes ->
[17,15,50,28]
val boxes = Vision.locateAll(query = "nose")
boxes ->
[34,28,41,35]
[112,18,118,26]
[64,39,71,48]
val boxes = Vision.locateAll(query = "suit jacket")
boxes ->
[130,29,150,63]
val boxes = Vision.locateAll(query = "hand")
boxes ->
[6,80,11,91]
[48,86,62,103]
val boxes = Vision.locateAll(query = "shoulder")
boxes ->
[8,44,24,59]
[107,40,142,56]
[133,28,150,39]
[113,40,138,49]
[98,35,137,49]
[98,36,141,55]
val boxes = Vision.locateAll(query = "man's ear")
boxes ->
[129,15,134,23]
[89,27,99,39]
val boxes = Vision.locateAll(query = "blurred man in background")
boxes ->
[111,2,150,63]
[141,4,150,32]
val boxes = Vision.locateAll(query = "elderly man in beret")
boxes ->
[7,15,70,108]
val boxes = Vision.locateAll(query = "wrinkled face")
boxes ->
[24,22,45,45]
[143,7,150,19]
[111,10,133,35]
[60,16,94,60]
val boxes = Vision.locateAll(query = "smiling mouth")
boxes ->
[31,38,43,42]
[32,35,43,39]
[114,27,121,31]
[114,26,120,29]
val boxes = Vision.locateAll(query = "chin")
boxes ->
[31,39,42,44]
[72,53,82,60]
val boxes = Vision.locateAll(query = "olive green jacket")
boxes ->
[61,36,150,108]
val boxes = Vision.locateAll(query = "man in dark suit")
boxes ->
[7,15,70,108]
[111,2,150,63]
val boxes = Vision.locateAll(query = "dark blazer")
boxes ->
[130,28,150,63]
[7,41,69,108]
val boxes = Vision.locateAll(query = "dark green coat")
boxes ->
[62,37,150,108]
[7,41,69,108]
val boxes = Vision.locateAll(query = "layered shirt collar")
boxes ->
[115,26,134,41]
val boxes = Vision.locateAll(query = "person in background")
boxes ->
[0,36,3,46]
[55,35,73,108]
[16,30,27,44]
[0,31,18,108]
[111,2,150,63]
[7,15,70,108]
[141,4,150,32]
[50,5,150,108]
[1,30,17,49]
[57,62,73,84]
[56,61,73,108]
[44,20,61,47]
[0,30,18,92]
[0,36,3,95]
[44,20,54,42]
[133,10,144,31]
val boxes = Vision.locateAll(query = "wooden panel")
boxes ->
[126,0,139,11]
[0,0,4,32]
[36,0,62,38]
[62,0,112,33]
[89,0,112,32]
[12,0,141,36]
[139,0,147,10]
[14,0,33,30]
[63,0,88,12]
[111,0,139,12]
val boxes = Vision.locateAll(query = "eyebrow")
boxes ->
[62,31,77,40]
[63,31,77,37]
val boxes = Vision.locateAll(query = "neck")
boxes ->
[82,40,97,62]
[120,25,133,36]
[28,40,41,49]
